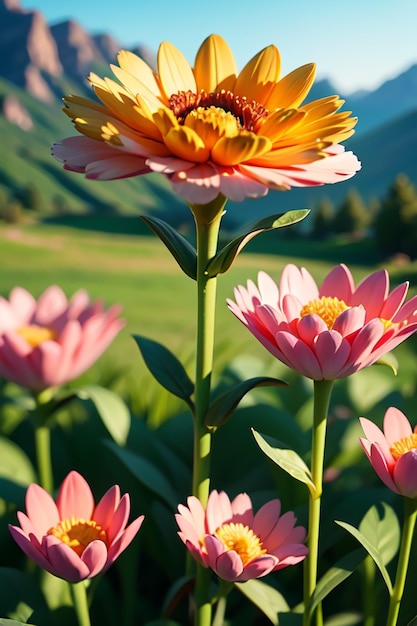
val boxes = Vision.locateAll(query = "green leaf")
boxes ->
[0,438,36,487]
[0,621,35,626]
[205,377,288,429]
[406,616,417,626]
[358,503,400,566]
[252,429,316,496]
[374,351,398,375]
[161,575,194,617]
[105,441,179,509]
[76,384,130,446]
[307,548,365,613]
[336,519,393,592]
[141,215,197,279]
[236,578,290,624]
[133,335,194,409]
[0,568,49,624]
[206,209,310,277]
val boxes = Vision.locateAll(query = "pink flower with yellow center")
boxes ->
[52,34,360,205]
[227,263,417,380]
[8,471,144,582]
[175,490,307,582]
[360,408,417,498]
[0,285,124,390]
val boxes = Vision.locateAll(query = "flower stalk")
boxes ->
[33,388,55,494]
[303,379,334,626]
[386,497,417,626]
[189,196,227,626]
[70,581,91,626]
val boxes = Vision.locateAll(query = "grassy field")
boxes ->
[2,214,417,414]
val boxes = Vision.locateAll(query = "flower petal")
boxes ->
[56,471,95,521]
[158,41,196,98]
[194,34,237,93]
[235,45,280,104]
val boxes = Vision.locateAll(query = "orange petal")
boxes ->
[265,63,316,110]
[259,109,306,143]
[164,125,210,162]
[234,45,280,104]
[116,50,161,98]
[212,133,272,166]
[158,41,196,99]
[194,34,237,93]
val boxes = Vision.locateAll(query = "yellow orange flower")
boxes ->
[53,35,360,204]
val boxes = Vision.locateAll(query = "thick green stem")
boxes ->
[70,581,91,626]
[303,379,333,626]
[189,197,227,626]
[362,556,376,626]
[386,497,417,626]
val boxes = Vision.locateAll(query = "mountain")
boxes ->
[0,0,416,228]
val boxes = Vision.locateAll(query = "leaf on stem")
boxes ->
[306,548,365,613]
[76,384,130,446]
[335,503,399,594]
[205,209,310,277]
[252,429,316,496]
[205,377,288,429]
[373,352,398,375]
[133,335,194,410]
[235,578,290,624]
[140,215,197,280]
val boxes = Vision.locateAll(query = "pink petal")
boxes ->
[106,516,144,566]
[9,287,37,323]
[206,491,233,533]
[175,513,202,548]
[279,265,318,304]
[383,407,413,444]
[275,332,323,379]
[34,286,68,326]
[93,485,120,529]
[218,168,269,202]
[296,315,328,343]
[230,493,254,526]
[350,270,388,319]
[359,418,393,463]
[44,535,90,582]
[369,445,400,494]
[85,156,148,180]
[169,163,221,204]
[314,332,350,379]
[176,496,205,538]
[53,321,83,383]
[204,535,243,581]
[273,544,309,570]
[56,471,95,520]
[257,272,279,306]
[8,525,54,573]
[238,555,278,581]
[319,264,354,303]
[252,500,281,540]
[393,450,417,498]
[380,282,409,320]
[332,306,366,337]
[81,540,108,578]
[25,484,60,538]
[107,493,130,544]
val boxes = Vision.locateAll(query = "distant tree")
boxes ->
[311,197,335,239]
[0,187,8,219]
[15,183,42,211]
[332,188,370,235]
[2,199,22,224]
[374,174,417,258]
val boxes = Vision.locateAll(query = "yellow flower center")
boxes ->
[169,89,268,132]
[390,429,417,460]
[47,517,108,557]
[213,522,267,567]
[184,107,240,149]
[16,324,58,348]
[299,296,350,330]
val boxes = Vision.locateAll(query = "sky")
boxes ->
[20,0,417,95]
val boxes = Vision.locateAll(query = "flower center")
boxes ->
[213,522,267,567]
[299,296,350,330]
[16,324,58,348]
[169,89,268,132]
[390,429,417,460]
[47,517,108,557]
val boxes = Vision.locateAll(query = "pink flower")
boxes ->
[9,471,144,583]
[360,408,417,498]
[0,285,124,390]
[227,263,417,380]
[52,35,360,205]
[175,490,307,582]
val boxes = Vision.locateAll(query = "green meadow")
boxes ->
[2,214,417,420]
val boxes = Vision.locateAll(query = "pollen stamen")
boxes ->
[299,296,350,329]
[390,432,417,460]
[212,522,267,566]
[16,325,58,348]
[47,517,108,556]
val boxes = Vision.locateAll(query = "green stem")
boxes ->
[70,581,92,626]
[212,580,233,626]
[303,379,333,626]
[33,388,55,494]
[386,497,417,626]
[362,555,376,626]
[189,196,227,626]
[34,424,54,494]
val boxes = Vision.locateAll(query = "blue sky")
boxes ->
[20,0,417,95]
